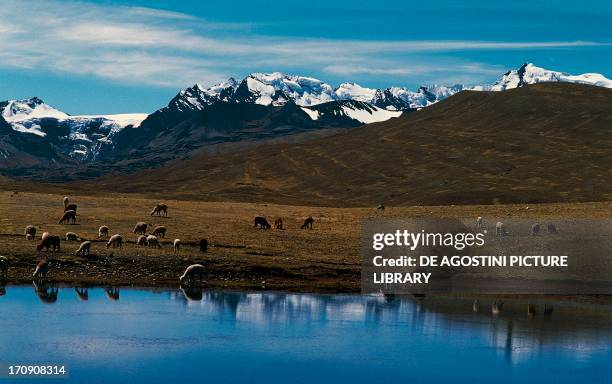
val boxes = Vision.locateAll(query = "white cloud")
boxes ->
[0,0,607,89]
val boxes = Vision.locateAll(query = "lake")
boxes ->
[1,285,611,383]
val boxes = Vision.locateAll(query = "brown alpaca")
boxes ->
[199,239,208,253]
[274,218,284,229]
[300,216,314,229]
[151,226,166,238]
[64,203,77,213]
[58,210,77,224]
[33,260,50,278]
[37,236,61,252]
[150,203,168,217]
[133,222,149,235]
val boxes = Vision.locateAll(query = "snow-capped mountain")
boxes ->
[489,63,612,91]
[0,98,147,160]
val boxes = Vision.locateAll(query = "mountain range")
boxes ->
[1,63,610,174]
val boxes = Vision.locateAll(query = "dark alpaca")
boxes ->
[64,203,77,213]
[37,236,61,252]
[151,226,166,238]
[254,216,271,229]
[199,239,208,253]
[33,260,50,278]
[274,218,284,230]
[300,216,314,229]
[58,210,77,224]
[150,203,168,217]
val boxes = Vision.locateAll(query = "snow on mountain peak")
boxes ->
[244,72,337,106]
[335,83,377,103]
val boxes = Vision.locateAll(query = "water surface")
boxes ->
[1,285,611,383]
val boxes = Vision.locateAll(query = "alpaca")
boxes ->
[64,203,77,213]
[495,222,508,236]
[547,224,558,234]
[199,238,208,253]
[180,264,206,286]
[476,217,484,229]
[301,216,314,229]
[151,226,166,238]
[41,231,50,241]
[133,222,149,235]
[37,236,61,252]
[33,260,49,278]
[136,235,147,246]
[74,241,92,256]
[98,226,109,239]
[106,234,123,249]
[65,232,79,241]
[274,218,284,230]
[0,256,8,278]
[254,216,271,229]
[150,203,168,217]
[58,210,77,225]
[530,223,541,235]
[25,225,37,239]
[146,235,162,248]
[173,239,181,253]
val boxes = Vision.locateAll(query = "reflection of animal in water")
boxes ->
[530,223,541,235]
[106,234,123,249]
[33,260,49,278]
[133,222,149,235]
[544,305,554,317]
[63,196,77,213]
[37,236,60,253]
[173,239,181,253]
[301,216,314,229]
[254,216,271,229]
[0,285,5,296]
[33,280,58,303]
[274,218,284,230]
[75,241,92,256]
[180,286,203,301]
[199,239,208,253]
[492,300,503,316]
[495,222,508,236]
[105,287,120,301]
[547,224,558,234]
[0,256,8,279]
[151,226,166,238]
[150,203,168,217]
[98,225,109,239]
[65,232,79,241]
[476,217,484,229]
[146,235,162,248]
[180,264,206,286]
[25,225,37,240]
[527,304,536,317]
[59,210,77,224]
[472,299,479,313]
[75,287,89,301]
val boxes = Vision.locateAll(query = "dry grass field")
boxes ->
[1,190,610,292]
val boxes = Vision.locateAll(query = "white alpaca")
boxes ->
[180,264,205,286]
[173,239,181,253]
[75,241,92,256]
[146,235,162,249]
[106,234,123,249]
[495,222,508,236]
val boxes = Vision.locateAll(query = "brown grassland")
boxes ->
[1,190,610,292]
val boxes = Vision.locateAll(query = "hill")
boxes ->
[83,82,612,206]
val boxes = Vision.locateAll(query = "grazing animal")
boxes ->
[133,222,149,235]
[151,225,166,238]
[33,281,58,303]
[75,287,89,301]
[33,260,49,278]
[547,224,558,234]
[150,203,168,217]
[274,218,284,230]
[199,239,208,253]
[530,223,541,235]
[63,196,70,206]
[254,216,271,229]
[65,232,79,241]
[64,203,77,213]
[376,204,385,212]
[59,210,77,225]
[495,222,508,236]
[98,226,109,239]
[180,264,206,286]
[0,256,8,278]
[136,235,147,246]
[105,287,120,301]
[25,225,37,239]
[301,216,314,229]
[173,239,181,253]
[492,300,503,316]
[146,235,162,248]
[41,231,50,241]
[544,305,554,317]
[74,241,92,256]
[37,236,60,252]
[476,217,484,229]
[106,234,123,249]
[527,304,536,317]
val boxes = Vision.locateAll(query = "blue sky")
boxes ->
[0,0,611,114]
